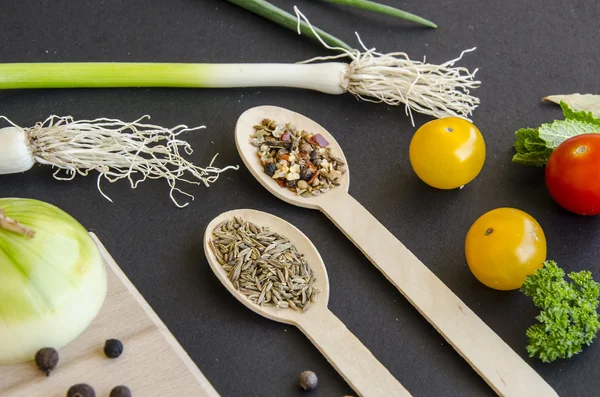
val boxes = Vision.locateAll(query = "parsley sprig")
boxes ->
[521,261,600,363]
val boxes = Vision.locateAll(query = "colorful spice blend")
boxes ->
[251,119,347,197]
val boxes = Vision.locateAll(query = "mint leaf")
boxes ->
[512,151,552,166]
[543,94,600,118]
[512,102,600,166]
[538,119,600,149]
[561,101,600,127]
[514,128,543,154]
[512,128,552,166]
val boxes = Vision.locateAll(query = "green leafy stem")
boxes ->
[224,0,437,51]
[322,0,437,28]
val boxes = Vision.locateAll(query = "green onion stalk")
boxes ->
[224,0,353,50]
[224,0,437,51]
[321,0,437,28]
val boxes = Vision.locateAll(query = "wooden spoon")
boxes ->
[203,209,412,397]
[234,106,559,397]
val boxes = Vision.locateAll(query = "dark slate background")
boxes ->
[1,0,599,396]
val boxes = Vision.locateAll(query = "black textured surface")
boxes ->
[1,1,599,396]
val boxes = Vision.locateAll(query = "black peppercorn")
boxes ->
[299,370,318,391]
[264,162,277,177]
[35,347,59,376]
[67,383,95,397]
[286,179,297,189]
[103,339,124,359]
[299,169,314,181]
[110,385,132,397]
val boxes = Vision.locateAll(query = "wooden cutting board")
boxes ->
[0,232,220,397]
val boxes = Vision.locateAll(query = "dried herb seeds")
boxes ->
[209,217,319,312]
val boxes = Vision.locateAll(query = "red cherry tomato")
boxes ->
[545,134,600,215]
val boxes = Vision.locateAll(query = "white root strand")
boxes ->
[293,7,481,126]
[0,115,238,208]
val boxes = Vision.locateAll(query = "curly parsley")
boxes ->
[520,260,600,363]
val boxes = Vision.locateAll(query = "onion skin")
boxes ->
[0,198,107,365]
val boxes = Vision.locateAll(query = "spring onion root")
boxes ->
[0,115,239,208]
[295,7,479,124]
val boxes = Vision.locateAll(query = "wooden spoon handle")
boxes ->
[297,307,412,397]
[319,193,558,397]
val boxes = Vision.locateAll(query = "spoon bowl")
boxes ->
[203,208,329,325]
[203,208,412,397]
[235,105,349,209]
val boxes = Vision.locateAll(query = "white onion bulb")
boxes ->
[0,198,107,365]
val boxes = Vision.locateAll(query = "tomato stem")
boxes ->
[485,228,493,236]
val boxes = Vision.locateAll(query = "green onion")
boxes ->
[224,0,352,50]
[0,9,480,124]
[0,56,479,124]
[322,0,437,28]
[0,198,107,365]
[224,0,436,47]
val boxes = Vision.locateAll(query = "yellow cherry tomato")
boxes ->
[465,208,547,291]
[409,117,486,189]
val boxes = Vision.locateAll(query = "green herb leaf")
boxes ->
[520,260,600,363]
[560,101,600,127]
[514,128,544,153]
[511,102,600,166]
[543,94,600,118]
[511,151,553,167]
[538,119,600,149]
[511,128,552,166]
